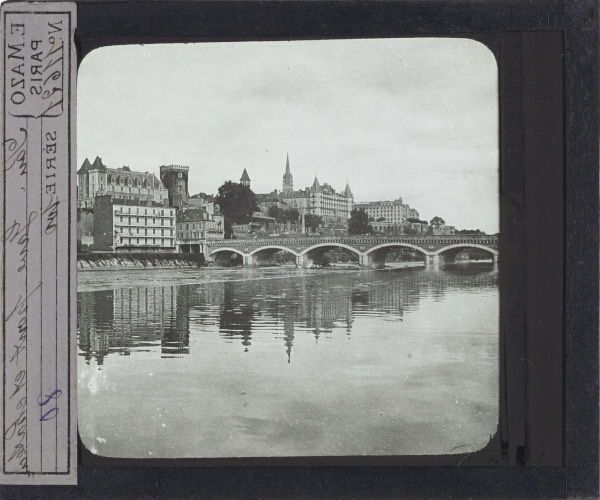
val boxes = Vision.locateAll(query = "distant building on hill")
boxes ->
[77,157,169,209]
[275,156,353,223]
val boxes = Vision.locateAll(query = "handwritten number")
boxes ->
[37,389,61,407]
[37,389,61,422]
[40,408,59,422]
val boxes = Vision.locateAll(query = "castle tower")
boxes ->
[160,164,189,208]
[240,168,251,188]
[282,154,293,193]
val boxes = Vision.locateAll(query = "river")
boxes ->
[77,263,499,458]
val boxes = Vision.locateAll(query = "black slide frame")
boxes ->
[2,0,598,498]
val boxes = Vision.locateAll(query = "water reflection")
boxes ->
[78,265,497,366]
[77,263,499,458]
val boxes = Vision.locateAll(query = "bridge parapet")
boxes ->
[206,235,499,249]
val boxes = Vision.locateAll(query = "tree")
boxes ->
[267,205,285,222]
[304,214,322,233]
[430,216,445,226]
[455,229,485,235]
[215,181,259,224]
[348,209,374,235]
[283,208,299,223]
[376,217,386,222]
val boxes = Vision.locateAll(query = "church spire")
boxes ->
[311,175,321,192]
[344,181,353,198]
[282,153,293,192]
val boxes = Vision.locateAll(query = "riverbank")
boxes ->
[77,254,428,272]
[77,252,204,271]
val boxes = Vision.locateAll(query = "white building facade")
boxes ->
[93,195,176,251]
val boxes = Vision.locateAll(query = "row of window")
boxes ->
[118,237,174,246]
[116,208,173,216]
[178,231,223,240]
[117,216,174,226]
[108,176,156,188]
[177,221,222,230]
[118,227,173,236]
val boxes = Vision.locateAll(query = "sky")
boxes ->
[78,38,499,233]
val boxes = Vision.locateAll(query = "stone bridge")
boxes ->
[205,235,499,268]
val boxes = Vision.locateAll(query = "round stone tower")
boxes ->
[160,164,189,208]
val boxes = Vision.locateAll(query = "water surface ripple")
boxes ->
[77,264,499,458]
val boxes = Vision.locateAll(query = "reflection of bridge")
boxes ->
[206,235,499,268]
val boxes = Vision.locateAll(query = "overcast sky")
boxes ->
[78,38,499,233]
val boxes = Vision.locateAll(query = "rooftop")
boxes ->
[160,164,190,172]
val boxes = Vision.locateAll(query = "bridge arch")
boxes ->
[209,247,246,258]
[433,243,498,256]
[248,245,299,257]
[362,242,429,268]
[434,243,498,264]
[298,242,362,267]
[299,242,362,258]
[364,242,430,257]
[209,247,246,266]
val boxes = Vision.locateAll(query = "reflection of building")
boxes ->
[219,281,253,351]
[113,287,183,357]
[77,157,169,209]
[78,270,495,367]
[92,195,176,251]
[78,286,189,365]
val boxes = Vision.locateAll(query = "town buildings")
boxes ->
[93,195,176,251]
[176,206,225,253]
[77,159,225,251]
[280,177,353,223]
[256,191,287,213]
[77,157,169,209]
[354,198,420,226]
[355,199,455,235]
[355,198,420,234]
[270,156,354,223]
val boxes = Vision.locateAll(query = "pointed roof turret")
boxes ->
[77,158,92,175]
[344,181,353,198]
[311,175,321,192]
[240,168,250,182]
[91,156,107,171]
